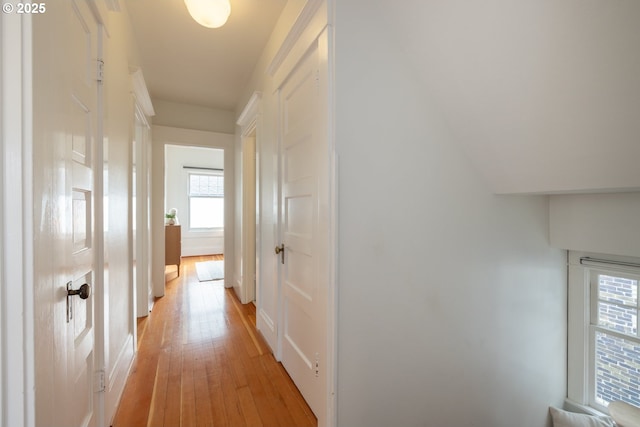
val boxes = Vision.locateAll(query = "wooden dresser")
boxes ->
[165,225,181,276]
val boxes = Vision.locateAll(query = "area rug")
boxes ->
[195,260,224,282]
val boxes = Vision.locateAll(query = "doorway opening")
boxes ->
[164,144,225,282]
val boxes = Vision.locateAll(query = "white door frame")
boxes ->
[237,92,261,304]
[239,133,256,304]
[0,11,36,427]
[239,92,282,353]
[151,125,236,296]
[131,67,155,320]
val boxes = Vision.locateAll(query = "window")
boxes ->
[568,252,640,413]
[591,272,640,408]
[188,173,223,229]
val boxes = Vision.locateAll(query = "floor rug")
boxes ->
[195,260,224,282]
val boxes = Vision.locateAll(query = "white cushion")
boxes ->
[608,401,640,427]
[549,407,615,427]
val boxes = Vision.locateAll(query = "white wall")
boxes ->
[550,192,640,258]
[335,3,567,426]
[152,98,236,134]
[375,0,640,194]
[165,144,224,256]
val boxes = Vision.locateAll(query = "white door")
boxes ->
[278,31,330,418]
[66,1,98,425]
[34,1,99,425]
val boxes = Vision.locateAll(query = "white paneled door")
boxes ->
[278,29,330,419]
[48,1,98,425]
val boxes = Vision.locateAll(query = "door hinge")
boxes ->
[96,59,104,83]
[95,369,106,393]
[315,353,320,378]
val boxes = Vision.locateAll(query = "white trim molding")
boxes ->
[267,0,324,77]
[237,92,260,305]
[236,91,261,132]
[567,252,590,405]
[130,67,155,118]
[1,11,35,427]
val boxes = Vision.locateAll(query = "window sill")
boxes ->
[183,228,224,239]
[564,399,608,417]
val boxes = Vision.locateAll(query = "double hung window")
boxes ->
[568,252,640,413]
[591,270,640,408]
[188,173,224,229]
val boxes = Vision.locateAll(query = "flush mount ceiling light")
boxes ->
[184,0,231,29]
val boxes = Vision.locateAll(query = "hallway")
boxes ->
[112,256,317,427]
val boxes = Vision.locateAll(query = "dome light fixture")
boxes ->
[184,0,231,29]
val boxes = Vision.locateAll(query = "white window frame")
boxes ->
[187,171,224,230]
[568,251,640,413]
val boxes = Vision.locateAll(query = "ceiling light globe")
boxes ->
[184,0,231,29]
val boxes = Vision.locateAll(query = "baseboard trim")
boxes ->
[105,334,135,426]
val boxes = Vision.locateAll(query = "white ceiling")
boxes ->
[126,0,287,110]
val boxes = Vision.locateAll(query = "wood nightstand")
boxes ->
[165,225,181,276]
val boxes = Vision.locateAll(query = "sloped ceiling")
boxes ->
[376,0,640,194]
[126,0,287,110]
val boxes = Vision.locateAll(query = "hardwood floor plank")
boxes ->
[193,345,214,427]
[111,255,316,427]
[147,349,170,427]
[163,301,184,427]
[208,372,228,426]
[181,347,197,427]
[261,355,317,427]
[229,291,266,357]
[237,386,264,427]
[238,346,295,427]
[220,365,246,427]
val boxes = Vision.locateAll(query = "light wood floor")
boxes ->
[111,255,317,427]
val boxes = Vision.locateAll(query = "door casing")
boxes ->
[239,127,257,304]
[1,10,36,427]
